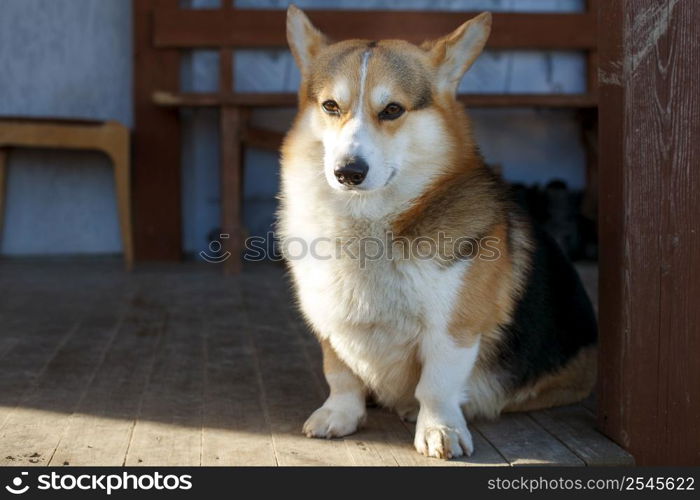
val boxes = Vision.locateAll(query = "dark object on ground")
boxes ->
[510,180,597,261]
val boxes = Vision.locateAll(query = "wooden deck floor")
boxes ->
[0,260,631,466]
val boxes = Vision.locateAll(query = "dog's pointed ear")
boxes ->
[426,12,491,94]
[287,5,327,75]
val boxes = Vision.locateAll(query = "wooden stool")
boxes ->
[0,118,133,270]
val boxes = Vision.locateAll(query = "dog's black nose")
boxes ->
[334,158,369,186]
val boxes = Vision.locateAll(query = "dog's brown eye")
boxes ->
[322,100,340,115]
[379,103,405,120]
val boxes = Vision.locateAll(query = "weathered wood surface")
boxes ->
[219,107,244,274]
[475,413,584,466]
[0,262,629,466]
[598,0,700,465]
[51,291,167,466]
[529,405,633,466]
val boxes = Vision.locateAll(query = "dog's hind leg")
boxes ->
[303,338,367,439]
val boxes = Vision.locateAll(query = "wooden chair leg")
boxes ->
[0,149,7,246]
[220,106,244,274]
[107,136,134,271]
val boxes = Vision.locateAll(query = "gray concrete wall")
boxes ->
[0,0,132,255]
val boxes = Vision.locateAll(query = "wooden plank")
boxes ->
[581,393,597,415]
[529,405,633,466]
[582,1,599,230]
[0,337,18,359]
[200,290,277,466]
[219,48,233,94]
[153,91,598,109]
[0,286,95,432]
[132,0,182,261]
[585,0,599,94]
[219,106,244,274]
[49,290,168,466]
[0,148,7,241]
[0,291,126,466]
[475,413,585,466]
[0,262,656,467]
[0,319,83,427]
[598,0,700,465]
[243,127,285,152]
[154,9,596,50]
[154,91,296,107]
[0,120,126,152]
[596,1,627,463]
[0,286,73,358]
[124,282,205,466]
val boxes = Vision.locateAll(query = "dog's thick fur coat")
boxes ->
[278,6,597,459]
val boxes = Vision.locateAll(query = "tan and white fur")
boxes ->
[278,5,597,460]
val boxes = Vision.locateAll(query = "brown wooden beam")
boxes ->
[243,127,284,152]
[585,0,599,95]
[153,91,598,109]
[219,106,244,274]
[598,0,700,465]
[133,0,182,261]
[154,9,596,50]
[219,48,233,94]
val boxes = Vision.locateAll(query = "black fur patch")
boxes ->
[496,223,597,390]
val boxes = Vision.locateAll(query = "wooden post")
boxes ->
[220,106,244,275]
[132,0,182,261]
[598,0,700,465]
[580,0,599,226]
[0,149,7,244]
[218,2,244,273]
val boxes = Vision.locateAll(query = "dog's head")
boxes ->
[286,5,491,194]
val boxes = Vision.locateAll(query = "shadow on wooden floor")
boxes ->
[0,260,629,466]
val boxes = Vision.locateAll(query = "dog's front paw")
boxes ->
[303,406,365,439]
[414,421,474,459]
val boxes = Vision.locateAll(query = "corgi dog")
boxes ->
[278,5,597,459]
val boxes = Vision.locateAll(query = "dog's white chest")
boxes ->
[288,233,468,405]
